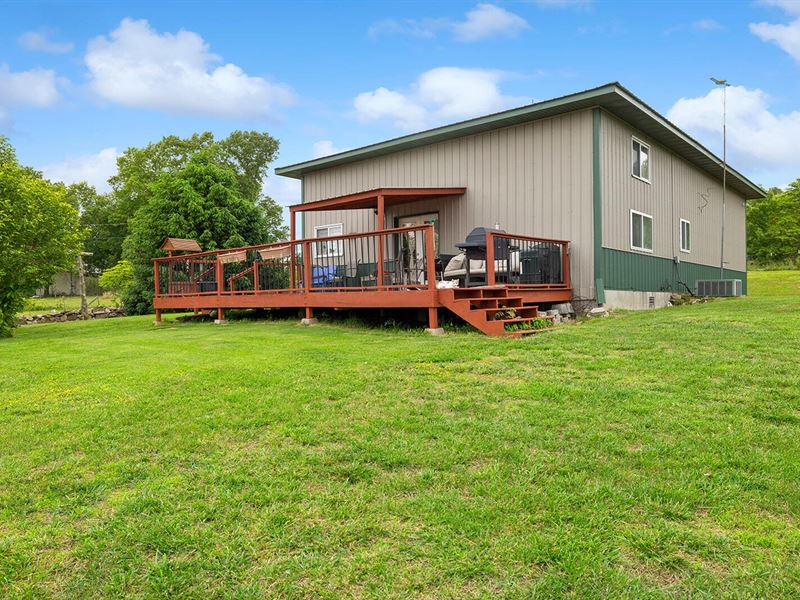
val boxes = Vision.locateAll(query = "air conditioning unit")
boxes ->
[696,279,743,297]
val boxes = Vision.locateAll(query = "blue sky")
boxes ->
[2,0,800,211]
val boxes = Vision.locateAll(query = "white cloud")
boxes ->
[263,169,302,227]
[452,4,530,41]
[530,0,592,8]
[368,18,448,39]
[664,19,723,35]
[312,140,346,158]
[353,67,525,131]
[368,3,529,42]
[668,86,800,171]
[0,64,60,126]
[758,0,800,16]
[751,19,800,61]
[693,19,722,30]
[40,147,119,193]
[85,18,294,118]
[263,170,301,208]
[18,30,74,53]
[751,1,800,62]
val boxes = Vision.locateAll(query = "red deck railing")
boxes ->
[485,231,570,289]
[153,224,438,298]
[153,226,571,300]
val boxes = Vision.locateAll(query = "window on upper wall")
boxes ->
[631,137,651,182]
[314,223,343,257]
[631,210,653,252]
[680,219,691,253]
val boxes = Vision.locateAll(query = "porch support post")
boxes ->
[424,225,444,335]
[215,307,227,325]
[486,232,495,286]
[154,309,162,324]
[300,240,317,325]
[376,193,385,289]
[289,208,297,289]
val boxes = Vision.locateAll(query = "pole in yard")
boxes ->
[77,252,93,320]
[710,77,729,279]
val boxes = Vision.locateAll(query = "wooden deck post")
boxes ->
[289,208,297,289]
[424,224,443,335]
[215,256,227,324]
[300,240,318,325]
[486,232,496,286]
[153,260,160,298]
[376,194,385,290]
[154,309,162,324]
[562,242,570,287]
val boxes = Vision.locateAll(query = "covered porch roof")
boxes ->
[288,187,466,240]
[288,187,466,213]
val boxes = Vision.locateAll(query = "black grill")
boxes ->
[456,227,508,260]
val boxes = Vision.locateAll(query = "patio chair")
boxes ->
[356,261,378,287]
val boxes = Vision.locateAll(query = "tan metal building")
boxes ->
[276,82,765,308]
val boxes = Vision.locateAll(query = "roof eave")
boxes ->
[275,82,766,200]
[275,83,621,179]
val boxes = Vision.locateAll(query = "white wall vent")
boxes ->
[696,279,743,297]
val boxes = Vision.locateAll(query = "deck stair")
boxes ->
[439,287,555,337]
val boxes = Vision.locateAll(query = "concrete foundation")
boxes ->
[603,290,672,310]
[425,327,445,336]
[214,319,228,325]
[300,318,319,326]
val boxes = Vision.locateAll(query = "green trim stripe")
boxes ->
[592,108,605,304]
[602,248,747,295]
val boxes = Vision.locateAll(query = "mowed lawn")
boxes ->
[1,273,799,598]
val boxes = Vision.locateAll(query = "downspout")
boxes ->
[592,108,605,305]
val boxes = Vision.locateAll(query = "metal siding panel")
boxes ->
[603,248,747,294]
[601,111,746,271]
[301,110,595,296]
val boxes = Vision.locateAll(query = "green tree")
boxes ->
[99,259,134,304]
[747,182,800,265]
[106,130,285,270]
[58,182,126,271]
[122,153,272,314]
[0,137,84,336]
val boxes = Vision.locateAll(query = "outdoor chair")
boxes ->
[356,261,378,287]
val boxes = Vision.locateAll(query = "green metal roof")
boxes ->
[275,82,766,199]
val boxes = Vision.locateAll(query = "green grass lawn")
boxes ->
[21,296,117,317]
[2,273,799,598]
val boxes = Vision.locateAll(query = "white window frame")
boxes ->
[313,223,343,258]
[680,218,691,253]
[631,136,651,184]
[630,209,653,253]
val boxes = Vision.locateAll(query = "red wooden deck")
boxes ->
[152,225,572,336]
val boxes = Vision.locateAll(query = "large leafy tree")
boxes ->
[0,137,84,336]
[62,182,124,272]
[102,130,284,270]
[747,181,800,265]
[122,153,274,314]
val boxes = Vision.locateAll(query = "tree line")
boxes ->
[0,131,287,336]
[2,128,798,337]
[747,182,800,268]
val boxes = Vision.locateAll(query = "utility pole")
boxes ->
[711,77,730,279]
[77,252,93,320]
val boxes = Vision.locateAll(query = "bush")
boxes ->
[99,260,134,304]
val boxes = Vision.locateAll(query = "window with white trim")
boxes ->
[631,137,651,182]
[630,210,653,252]
[680,219,691,253]
[314,223,343,258]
